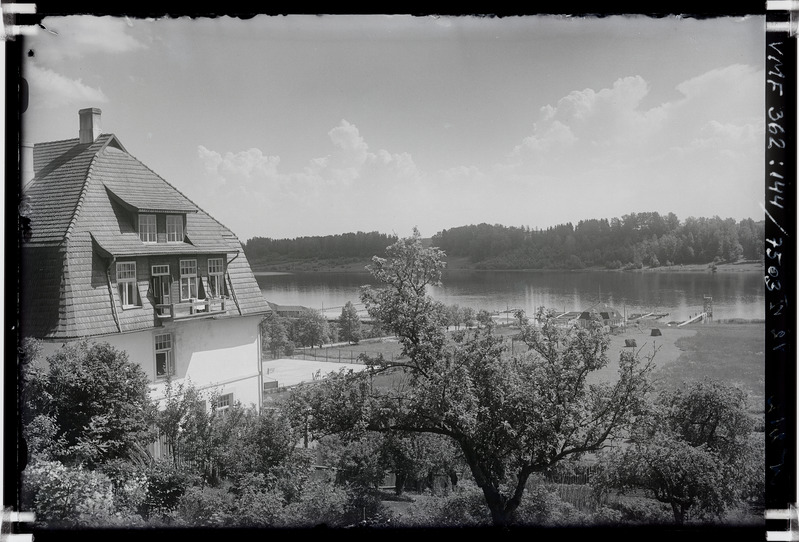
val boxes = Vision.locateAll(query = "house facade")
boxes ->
[20,108,271,411]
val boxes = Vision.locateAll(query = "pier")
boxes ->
[678,312,708,327]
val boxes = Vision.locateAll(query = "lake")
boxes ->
[254,269,765,323]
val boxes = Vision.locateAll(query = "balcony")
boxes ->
[156,297,229,320]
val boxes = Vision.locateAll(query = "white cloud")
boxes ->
[26,64,108,108]
[195,120,425,239]
[193,63,764,240]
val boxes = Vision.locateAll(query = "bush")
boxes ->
[395,481,490,527]
[21,460,124,527]
[515,482,590,526]
[231,477,285,527]
[592,505,624,526]
[97,459,148,519]
[603,497,672,524]
[141,460,197,521]
[176,485,235,527]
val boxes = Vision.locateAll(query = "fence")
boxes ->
[264,348,397,364]
[148,431,220,478]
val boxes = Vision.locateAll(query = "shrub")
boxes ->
[97,459,148,519]
[603,497,672,524]
[515,482,590,526]
[21,460,123,527]
[231,478,285,527]
[279,481,355,527]
[141,460,197,521]
[592,505,624,525]
[395,481,490,528]
[176,485,235,527]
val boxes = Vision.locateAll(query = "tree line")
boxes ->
[260,301,370,357]
[244,231,398,264]
[431,213,764,270]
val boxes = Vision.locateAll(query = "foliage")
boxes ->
[295,230,654,526]
[97,459,149,518]
[318,434,387,489]
[260,311,291,357]
[154,379,203,467]
[592,379,763,524]
[222,406,314,502]
[21,339,155,467]
[229,474,286,527]
[141,459,197,521]
[289,308,331,348]
[431,214,763,269]
[176,485,235,527]
[381,431,464,495]
[514,481,591,526]
[395,481,491,527]
[21,459,134,528]
[244,231,398,263]
[601,496,676,524]
[338,301,363,344]
[280,481,380,528]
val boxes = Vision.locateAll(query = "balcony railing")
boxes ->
[156,297,229,320]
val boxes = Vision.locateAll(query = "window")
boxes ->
[116,262,139,307]
[139,214,157,243]
[167,215,184,243]
[215,393,233,414]
[152,264,170,276]
[180,259,198,301]
[151,265,171,314]
[154,333,174,378]
[208,258,225,297]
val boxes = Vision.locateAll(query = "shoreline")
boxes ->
[251,259,765,275]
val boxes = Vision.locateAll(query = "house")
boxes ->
[20,108,272,413]
[267,301,311,318]
[578,303,624,330]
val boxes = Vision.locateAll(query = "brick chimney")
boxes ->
[78,107,102,144]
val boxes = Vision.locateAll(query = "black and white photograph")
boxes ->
[8,7,783,539]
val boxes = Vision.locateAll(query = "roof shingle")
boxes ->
[21,131,270,339]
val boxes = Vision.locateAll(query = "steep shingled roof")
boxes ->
[24,135,119,245]
[21,131,270,339]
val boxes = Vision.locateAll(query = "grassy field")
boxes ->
[309,321,764,401]
[649,322,765,412]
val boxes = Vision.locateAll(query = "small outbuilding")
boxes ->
[650,328,662,337]
[578,303,624,329]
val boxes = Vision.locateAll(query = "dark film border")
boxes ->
[764,6,798,536]
[2,3,791,541]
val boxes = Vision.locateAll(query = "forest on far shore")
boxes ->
[242,212,764,271]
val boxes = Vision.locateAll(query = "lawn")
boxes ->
[298,321,764,402]
[650,322,765,412]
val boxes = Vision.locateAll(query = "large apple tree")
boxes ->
[295,229,654,526]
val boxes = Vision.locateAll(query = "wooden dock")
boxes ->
[678,312,707,327]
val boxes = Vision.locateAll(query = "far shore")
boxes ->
[251,258,764,275]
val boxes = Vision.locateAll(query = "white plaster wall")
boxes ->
[34,314,263,411]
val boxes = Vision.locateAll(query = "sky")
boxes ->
[19,14,765,242]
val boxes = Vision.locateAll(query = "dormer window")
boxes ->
[167,215,184,243]
[139,214,157,243]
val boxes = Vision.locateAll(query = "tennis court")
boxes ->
[262,358,368,388]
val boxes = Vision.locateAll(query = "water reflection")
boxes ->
[255,270,764,322]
